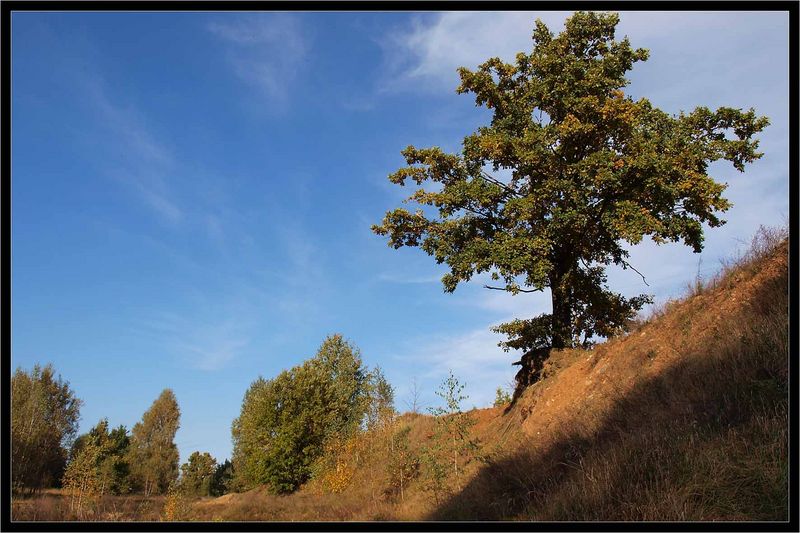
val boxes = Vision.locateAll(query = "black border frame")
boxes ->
[1,1,797,531]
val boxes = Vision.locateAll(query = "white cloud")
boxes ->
[379,11,570,93]
[208,14,308,104]
[390,326,518,409]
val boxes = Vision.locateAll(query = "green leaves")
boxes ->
[180,451,218,497]
[11,364,82,494]
[231,335,393,494]
[374,11,767,365]
[128,389,180,495]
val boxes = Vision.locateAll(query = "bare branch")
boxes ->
[478,170,522,198]
[621,260,650,287]
[483,284,543,293]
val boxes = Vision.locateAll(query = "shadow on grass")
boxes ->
[426,248,788,521]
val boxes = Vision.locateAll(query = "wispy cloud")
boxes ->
[377,272,442,285]
[208,14,309,105]
[79,76,184,223]
[138,311,253,372]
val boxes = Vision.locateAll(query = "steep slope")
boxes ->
[193,234,789,521]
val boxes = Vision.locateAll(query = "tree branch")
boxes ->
[483,284,543,293]
[620,260,650,287]
[478,170,522,198]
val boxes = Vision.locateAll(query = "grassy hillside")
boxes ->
[13,229,789,522]
[188,228,789,522]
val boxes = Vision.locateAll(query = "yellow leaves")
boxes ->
[315,433,368,494]
[613,159,625,169]
[161,484,191,522]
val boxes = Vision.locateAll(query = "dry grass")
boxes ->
[11,489,165,522]
[12,228,789,522]
[428,232,788,521]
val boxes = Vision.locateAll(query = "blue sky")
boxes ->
[11,11,789,464]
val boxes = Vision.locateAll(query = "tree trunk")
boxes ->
[550,270,573,350]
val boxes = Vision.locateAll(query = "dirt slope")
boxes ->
[193,237,789,521]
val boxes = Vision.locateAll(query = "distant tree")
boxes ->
[493,387,512,407]
[231,334,373,494]
[211,459,234,496]
[364,365,396,431]
[62,440,101,517]
[405,376,422,414]
[179,451,217,497]
[69,419,131,496]
[128,389,180,495]
[11,363,82,494]
[373,11,769,387]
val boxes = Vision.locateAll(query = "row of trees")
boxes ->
[14,348,485,504]
[231,334,394,493]
[63,388,182,505]
[11,363,184,502]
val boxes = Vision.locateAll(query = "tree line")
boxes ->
[12,335,490,507]
[11,366,229,503]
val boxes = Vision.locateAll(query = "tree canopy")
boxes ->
[11,363,82,494]
[179,451,217,497]
[373,11,768,383]
[68,419,131,495]
[128,389,181,495]
[231,334,394,493]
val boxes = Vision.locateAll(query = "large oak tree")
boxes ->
[373,11,768,385]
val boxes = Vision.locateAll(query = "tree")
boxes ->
[179,451,217,497]
[11,363,82,494]
[493,387,512,407]
[62,440,101,517]
[405,376,422,414]
[128,389,180,496]
[364,365,395,431]
[373,11,769,385]
[68,419,131,496]
[385,425,419,502]
[231,334,373,494]
[427,371,479,489]
[211,459,234,496]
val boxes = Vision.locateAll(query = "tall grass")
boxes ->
[429,230,788,521]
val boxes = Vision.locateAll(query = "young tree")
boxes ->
[11,363,82,494]
[128,389,180,496]
[364,365,396,431]
[179,451,217,497]
[373,11,769,385]
[62,440,101,517]
[427,372,479,489]
[405,377,422,415]
[493,387,512,407]
[385,425,419,502]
